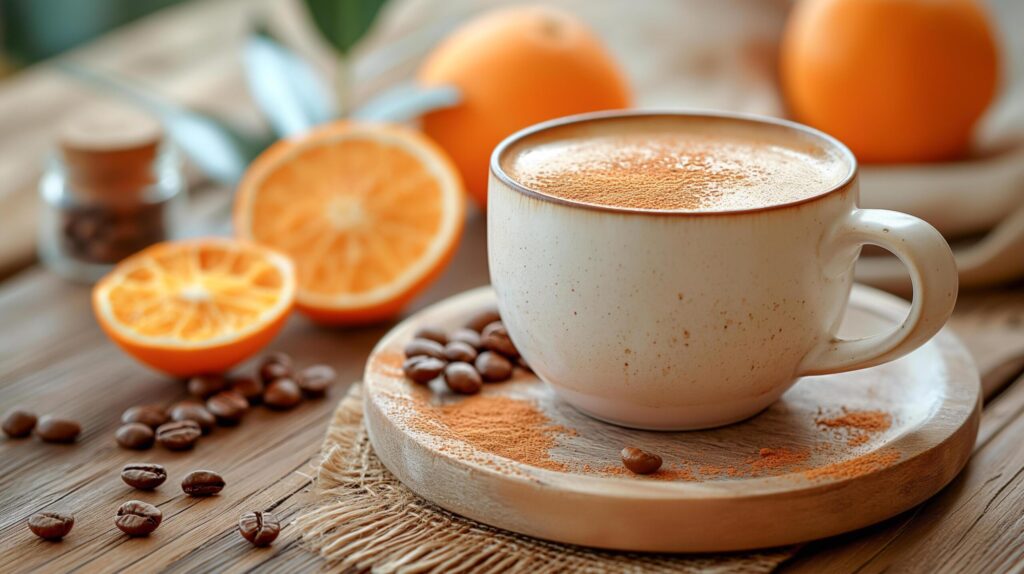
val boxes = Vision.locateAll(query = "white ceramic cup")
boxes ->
[487,111,959,430]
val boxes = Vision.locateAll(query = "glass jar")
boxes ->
[38,106,186,283]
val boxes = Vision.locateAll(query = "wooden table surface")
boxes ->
[2,1,1024,572]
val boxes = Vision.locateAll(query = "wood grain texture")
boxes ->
[363,285,981,553]
[0,209,490,572]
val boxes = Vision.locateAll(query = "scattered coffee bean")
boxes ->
[403,356,446,383]
[206,391,249,425]
[169,401,216,434]
[475,351,513,382]
[465,307,501,332]
[187,375,227,399]
[120,405,168,429]
[259,352,293,384]
[35,416,81,443]
[28,511,74,540]
[2,408,37,438]
[238,511,280,547]
[182,470,225,496]
[444,362,483,395]
[448,328,482,349]
[155,420,201,450]
[481,321,519,358]
[115,500,162,536]
[620,447,663,475]
[121,463,167,490]
[296,365,336,398]
[231,375,264,405]
[116,423,155,450]
[444,341,478,363]
[264,378,302,410]
[404,338,446,360]
[413,326,448,345]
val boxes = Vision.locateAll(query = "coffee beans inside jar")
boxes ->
[2,408,37,438]
[115,500,162,536]
[238,511,280,547]
[181,470,225,497]
[121,463,168,490]
[28,511,74,540]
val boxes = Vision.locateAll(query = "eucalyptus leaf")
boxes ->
[302,0,388,55]
[244,34,336,137]
[353,83,460,123]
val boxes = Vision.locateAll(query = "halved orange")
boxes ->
[233,121,465,325]
[93,238,296,376]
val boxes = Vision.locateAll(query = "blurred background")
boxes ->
[1,0,1023,290]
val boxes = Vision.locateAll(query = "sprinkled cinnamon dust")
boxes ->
[816,409,893,447]
[804,449,901,481]
[403,393,572,472]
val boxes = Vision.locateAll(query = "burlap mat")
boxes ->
[293,384,797,573]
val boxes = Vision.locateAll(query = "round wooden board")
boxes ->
[363,285,980,553]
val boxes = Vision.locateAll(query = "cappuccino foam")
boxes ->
[501,116,850,212]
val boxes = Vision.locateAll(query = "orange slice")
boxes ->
[233,121,465,324]
[93,238,296,376]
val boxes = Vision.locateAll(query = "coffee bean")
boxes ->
[187,375,228,399]
[35,416,81,443]
[155,420,201,450]
[475,351,513,382]
[231,375,264,405]
[413,326,448,345]
[444,362,482,395]
[206,391,249,425]
[116,423,155,450]
[481,321,519,358]
[444,341,478,363]
[620,447,663,475]
[264,378,302,410]
[169,402,216,434]
[296,365,336,398]
[28,511,74,540]
[121,463,167,490]
[2,408,37,438]
[465,307,501,332]
[259,352,293,384]
[238,511,280,547]
[181,470,225,496]
[120,405,168,429]
[448,328,482,350]
[115,500,162,536]
[403,356,446,383]
[404,338,445,360]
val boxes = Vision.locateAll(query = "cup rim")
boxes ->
[489,109,858,216]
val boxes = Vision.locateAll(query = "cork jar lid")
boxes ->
[58,103,164,200]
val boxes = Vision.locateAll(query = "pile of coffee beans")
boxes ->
[402,307,528,395]
[3,408,81,443]
[113,352,336,451]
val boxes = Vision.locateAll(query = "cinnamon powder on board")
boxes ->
[816,409,893,447]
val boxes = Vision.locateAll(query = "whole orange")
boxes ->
[419,6,631,206]
[781,0,999,164]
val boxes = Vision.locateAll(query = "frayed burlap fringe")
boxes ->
[293,384,796,573]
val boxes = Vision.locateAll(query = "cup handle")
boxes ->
[797,208,958,376]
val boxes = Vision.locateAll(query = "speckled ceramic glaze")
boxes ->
[488,111,959,430]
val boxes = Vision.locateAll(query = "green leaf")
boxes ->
[302,0,388,55]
